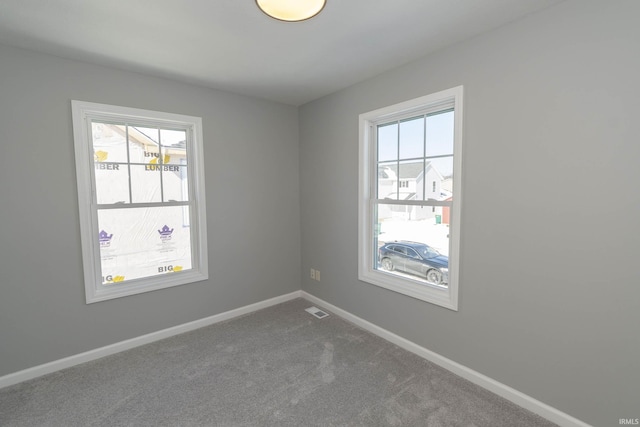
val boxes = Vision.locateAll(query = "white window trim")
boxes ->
[358,86,463,311]
[71,101,208,304]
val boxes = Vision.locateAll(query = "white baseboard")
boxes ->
[0,290,302,390]
[0,289,590,427]
[301,291,591,427]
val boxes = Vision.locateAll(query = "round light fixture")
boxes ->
[256,0,326,22]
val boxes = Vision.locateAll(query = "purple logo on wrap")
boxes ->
[99,230,113,248]
[158,225,174,242]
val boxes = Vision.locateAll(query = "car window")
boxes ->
[419,246,440,259]
[406,248,420,259]
[394,246,407,255]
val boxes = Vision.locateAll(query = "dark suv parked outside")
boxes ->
[378,241,448,285]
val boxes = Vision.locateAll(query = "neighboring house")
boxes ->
[378,161,451,221]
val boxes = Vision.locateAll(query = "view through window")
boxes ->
[93,123,192,284]
[374,110,454,287]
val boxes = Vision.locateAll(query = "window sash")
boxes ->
[89,121,192,206]
[372,200,452,207]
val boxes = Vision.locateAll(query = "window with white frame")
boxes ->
[358,86,463,310]
[72,101,208,303]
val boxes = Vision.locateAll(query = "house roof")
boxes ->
[384,161,444,181]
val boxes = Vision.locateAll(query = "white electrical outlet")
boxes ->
[310,268,315,280]
[315,270,320,281]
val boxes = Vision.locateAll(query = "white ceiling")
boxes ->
[0,0,564,106]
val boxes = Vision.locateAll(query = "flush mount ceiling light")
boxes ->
[256,0,326,22]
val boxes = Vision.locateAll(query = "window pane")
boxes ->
[161,129,187,165]
[397,160,423,202]
[377,122,398,162]
[163,166,189,202]
[374,203,450,287]
[98,206,192,284]
[423,156,453,201]
[128,136,159,164]
[95,163,129,204]
[399,116,424,159]
[425,110,454,157]
[130,165,162,203]
[129,126,160,164]
[377,162,398,199]
[92,122,128,163]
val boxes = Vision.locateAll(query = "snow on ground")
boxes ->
[378,218,450,256]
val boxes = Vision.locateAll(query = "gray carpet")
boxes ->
[0,298,557,426]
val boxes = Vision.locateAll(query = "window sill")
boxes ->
[358,268,458,311]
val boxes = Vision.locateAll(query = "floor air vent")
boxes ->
[305,306,329,319]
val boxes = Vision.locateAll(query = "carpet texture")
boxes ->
[0,298,558,426]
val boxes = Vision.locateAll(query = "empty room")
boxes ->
[0,1,638,426]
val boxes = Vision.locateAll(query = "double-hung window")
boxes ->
[358,86,463,310]
[72,101,208,303]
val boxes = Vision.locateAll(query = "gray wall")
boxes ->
[0,44,301,376]
[299,1,639,426]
